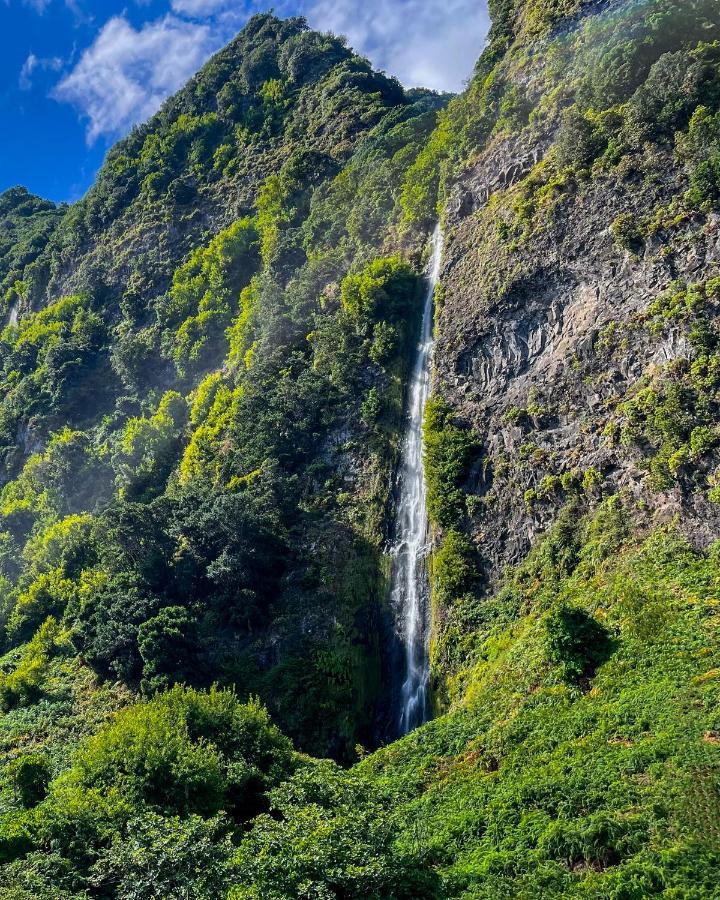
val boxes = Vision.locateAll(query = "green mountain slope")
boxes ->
[0,13,446,765]
[1,1,720,897]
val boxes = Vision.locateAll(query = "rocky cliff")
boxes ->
[423,0,720,694]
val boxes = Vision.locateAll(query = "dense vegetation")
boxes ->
[0,14,446,766]
[1,0,720,896]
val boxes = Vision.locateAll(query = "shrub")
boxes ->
[360,388,383,428]
[545,603,613,681]
[627,44,720,141]
[74,572,163,683]
[89,813,234,900]
[62,687,294,821]
[9,754,51,808]
[687,153,720,209]
[555,108,606,170]
[157,218,260,376]
[433,528,477,607]
[611,212,643,252]
[400,112,451,229]
[0,617,63,711]
[230,761,439,899]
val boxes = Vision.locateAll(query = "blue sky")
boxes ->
[1,0,489,204]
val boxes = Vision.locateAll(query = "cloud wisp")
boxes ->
[19,52,63,90]
[52,0,489,143]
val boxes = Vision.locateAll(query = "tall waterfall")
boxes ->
[391,223,443,736]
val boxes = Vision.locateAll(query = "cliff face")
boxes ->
[439,138,720,574]
[423,0,720,690]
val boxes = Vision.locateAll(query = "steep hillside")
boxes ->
[1,1,720,898]
[0,12,446,763]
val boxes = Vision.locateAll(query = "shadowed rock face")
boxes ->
[434,125,720,584]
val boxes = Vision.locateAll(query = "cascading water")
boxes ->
[390,223,443,736]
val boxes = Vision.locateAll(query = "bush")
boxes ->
[555,108,607,170]
[611,212,643,252]
[545,603,614,682]
[230,761,440,899]
[9,754,50,808]
[74,572,163,683]
[433,528,477,607]
[0,617,62,711]
[60,687,295,822]
[89,813,234,900]
[687,153,720,209]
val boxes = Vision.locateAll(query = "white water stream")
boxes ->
[391,223,443,735]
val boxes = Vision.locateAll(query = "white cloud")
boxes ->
[52,14,217,143]
[19,52,62,90]
[304,0,489,92]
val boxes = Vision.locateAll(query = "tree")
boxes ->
[138,605,198,693]
[340,257,417,326]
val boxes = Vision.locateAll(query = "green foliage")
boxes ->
[0,294,112,460]
[255,175,293,266]
[618,338,720,491]
[114,391,188,500]
[75,571,164,683]
[0,8,446,761]
[423,397,478,529]
[0,617,64,711]
[400,113,452,229]
[2,6,720,897]
[677,105,720,209]
[90,812,234,900]
[340,256,417,326]
[56,686,294,822]
[138,605,198,692]
[611,212,644,252]
[358,517,720,896]
[689,157,720,211]
[360,387,383,428]
[8,754,50,809]
[555,107,608,170]
[432,528,477,608]
[545,603,614,682]
[159,218,260,377]
[6,568,74,644]
[0,188,64,299]
[230,761,439,899]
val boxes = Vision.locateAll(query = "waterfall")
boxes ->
[391,223,443,736]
